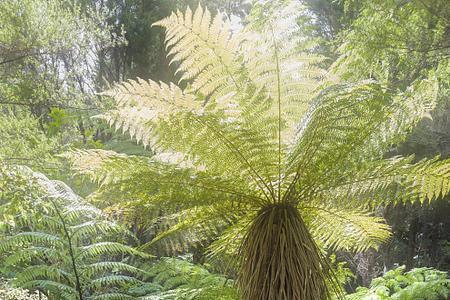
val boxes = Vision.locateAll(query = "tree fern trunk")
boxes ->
[238,204,336,300]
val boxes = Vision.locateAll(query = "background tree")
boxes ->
[0,0,123,179]
[94,0,250,84]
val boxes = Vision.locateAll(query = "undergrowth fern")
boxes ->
[0,165,151,300]
[127,257,238,300]
[345,266,450,300]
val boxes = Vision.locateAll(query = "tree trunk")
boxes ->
[238,203,338,300]
[405,215,419,270]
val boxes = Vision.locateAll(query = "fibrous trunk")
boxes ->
[238,203,334,300]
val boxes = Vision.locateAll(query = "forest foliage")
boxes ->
[1,0,450,299]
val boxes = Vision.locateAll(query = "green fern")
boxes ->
[345,266,450,300]
[65,2,450,299]
[129,257,238,300]
[0,165,151,300]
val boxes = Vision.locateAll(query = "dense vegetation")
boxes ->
[345,266,450,300]
[1,0,449,299]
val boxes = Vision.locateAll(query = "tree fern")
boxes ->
[129,257,238,300]
[66,1,450,299]
[0,165,150,300]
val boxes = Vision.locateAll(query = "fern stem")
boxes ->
[152,178,266,205]
[269,24,283,204]
[282,94,356,202]
[192,115,275,202]
[50,199,84,300]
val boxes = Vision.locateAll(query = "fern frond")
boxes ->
[155,112,278,200]
[287,78,438,191]
[4,246,61,266]
[15,265,74,286]
[70,220,133,242]
[139,205,238,255]
[90,293,135,300]
[300,203,391,252]
[242,1,326,141]
[63,203,104,221]
[62,149,131,185]
[138,257,237,299]
[0,232,62,252]
[82,262,147,278]
[21,280,77,297]
[89,275,141,289]
[1,166,151,299]
[65,149,264,207]
[98,103,279,200]
[46,179,82,203]
[153,6,242,100]
[315,156,450,205]
[101,79,201,148]
[78,242,152,260]
[286,82,390,181]
[207,213,254,259]
[16,214,64,232]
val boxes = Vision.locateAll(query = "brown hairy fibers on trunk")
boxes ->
[238,203,339,300]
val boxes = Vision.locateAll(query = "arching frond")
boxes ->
[206,213,253,261]
[287,82,388,169]
[101,79,201,148]
[90,293,135,300]
[21,280,77,297]
[70,220,132,242]
[89,275,141,289]
[287,78,438,194]
[0,232,62,252]
[153,5,242,100]
[15,265,74,286]
[99,105,279,200]
[301,204,391,252]
[156,112,279,199]
[4,246,61,266]
[314,156,450,205]
[139,257,237,299]
[82,262,147,278]
[16,214,64,232]
[78,242,151,260]
[62,149,139,185]
[62,203,105,222]
[242,1,326,140]
[139,204,239,255]
[65,149,265,207]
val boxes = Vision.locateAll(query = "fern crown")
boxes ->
[67,2,450,253]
